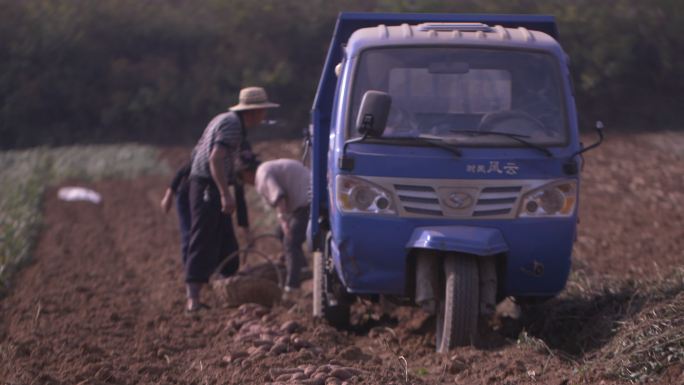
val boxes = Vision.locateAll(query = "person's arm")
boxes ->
[211,114,243,214]
[275,197,290,238]
[160,188,174,213]
[260,172,289,237]
[162,162,190,213]
[170,162,191,193]
[209,145,235,214]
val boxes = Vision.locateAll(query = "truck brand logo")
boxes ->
[446,192,473,209]
[466,161,519,175]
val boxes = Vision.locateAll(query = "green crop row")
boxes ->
[0,144,169,291]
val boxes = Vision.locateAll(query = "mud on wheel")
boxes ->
[312,234,350,329]
[435,253,479,352]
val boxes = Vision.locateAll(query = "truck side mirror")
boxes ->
[356,91,391,138]
[579,120,605,156]
[564,120,605,175]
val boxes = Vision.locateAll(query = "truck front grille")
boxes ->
[472,186,522,217]
[394,184,443,216]
[391,182,525,218]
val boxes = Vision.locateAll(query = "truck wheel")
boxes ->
[312,248,350,329]
[435,254,479,352]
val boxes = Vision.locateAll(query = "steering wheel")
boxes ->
[477,109,551,136]
[518,97,562,127]
[385,104,418,136]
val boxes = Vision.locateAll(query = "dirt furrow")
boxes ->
[1,134,682,384]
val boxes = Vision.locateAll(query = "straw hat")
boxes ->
[229,87,280,111]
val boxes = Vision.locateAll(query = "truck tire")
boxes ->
[312,247,350,329]
[435,254,479,352]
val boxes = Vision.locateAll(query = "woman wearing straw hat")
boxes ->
[184,87,279,313]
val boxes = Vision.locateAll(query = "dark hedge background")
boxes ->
[1,0,682,149]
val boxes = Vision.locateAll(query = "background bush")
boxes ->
[1,0,682,149]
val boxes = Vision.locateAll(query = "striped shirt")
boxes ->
[190,112,243,180]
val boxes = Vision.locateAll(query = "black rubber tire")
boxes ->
[435,254,479,352]
[324,296,350,329]
[312,244,350,329]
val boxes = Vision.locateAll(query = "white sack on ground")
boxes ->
[57,187,102,204]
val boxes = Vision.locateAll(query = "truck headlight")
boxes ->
[336,175,396,215]
[518,180,577,217]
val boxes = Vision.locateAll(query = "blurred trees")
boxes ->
[0,0,682,149]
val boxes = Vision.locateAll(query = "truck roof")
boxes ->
[345,23,562,57]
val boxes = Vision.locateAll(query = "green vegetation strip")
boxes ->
[0,144,169,290]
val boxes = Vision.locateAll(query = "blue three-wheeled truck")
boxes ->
[308,13,602,352]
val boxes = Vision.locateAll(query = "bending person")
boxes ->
[238,155,311,297]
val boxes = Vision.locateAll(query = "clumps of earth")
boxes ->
[218,303,382,385]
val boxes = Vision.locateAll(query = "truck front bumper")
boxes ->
[330,215,574,297]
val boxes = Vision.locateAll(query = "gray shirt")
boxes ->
[190,111,243,180]
[255,159,311,214]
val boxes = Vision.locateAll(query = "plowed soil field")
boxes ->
[1,134,683,384]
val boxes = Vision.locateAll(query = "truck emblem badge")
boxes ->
[446,192,473,209]
[467,161,519,175]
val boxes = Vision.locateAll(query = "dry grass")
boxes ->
[522,267,684,383]
[596,272,684,382]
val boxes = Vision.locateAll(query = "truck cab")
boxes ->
[309,13,601,352]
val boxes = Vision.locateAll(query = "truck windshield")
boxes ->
[349,47,568,146]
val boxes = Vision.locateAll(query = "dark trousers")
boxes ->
[175,185,191,265]
[186,177,239,283]
[282,206,309,289]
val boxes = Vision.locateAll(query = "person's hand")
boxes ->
[220,193,235,214]
[239,227,253,246]
[160,189,173,213]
